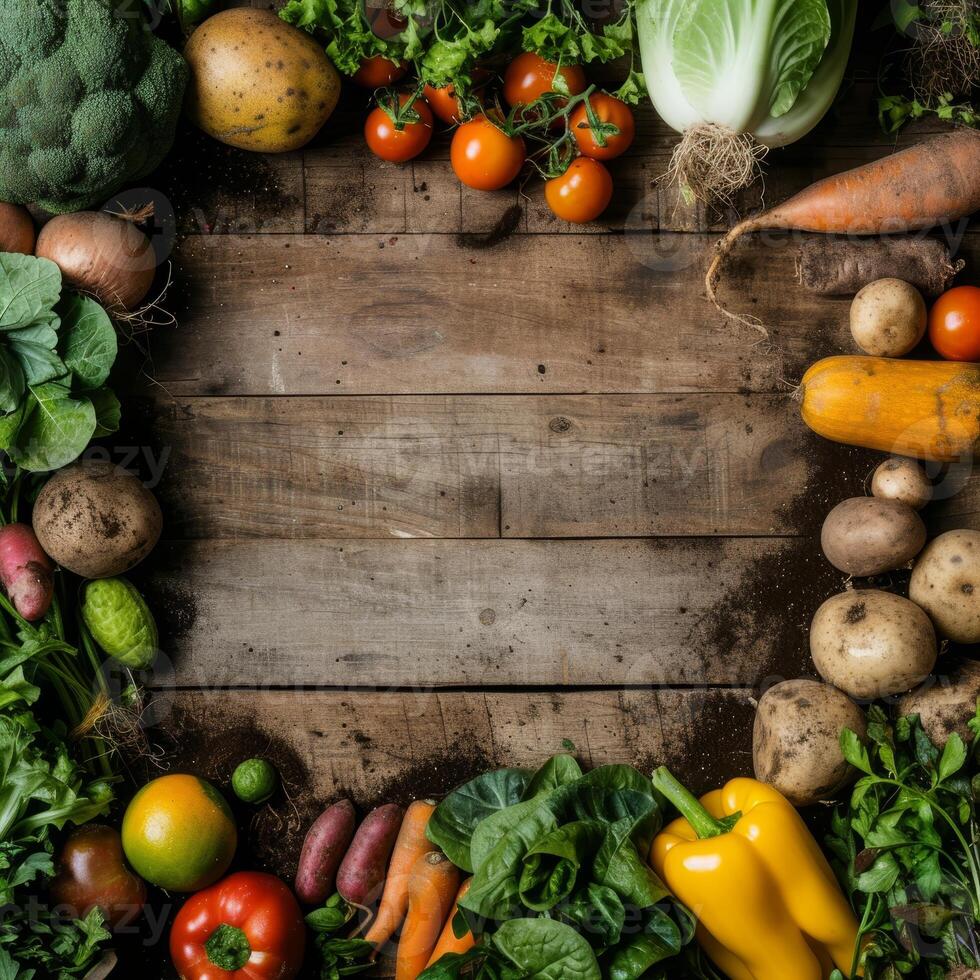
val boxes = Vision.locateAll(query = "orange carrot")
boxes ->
[364,799,437,950]
[706,129,980,335]
[396,852,461,980]
[425,878,474,969]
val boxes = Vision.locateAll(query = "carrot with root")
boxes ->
[707,129,980,336]
[395,852,461,980]
[363,799,437,951]
[425,879,474,969]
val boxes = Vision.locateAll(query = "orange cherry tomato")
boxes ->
[423,70,490,125]
[545,157,613,224]
[570,93,635,160]
[929,285,980,361]
[503,52,586,108]
[450,115,526,190]
[365,94,434,162]
[353,55,408,87]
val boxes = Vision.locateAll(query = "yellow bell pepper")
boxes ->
[649,768,860,980]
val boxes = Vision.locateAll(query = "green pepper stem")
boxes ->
[651,766,731,840]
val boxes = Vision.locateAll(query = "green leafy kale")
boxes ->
[0,255,120,473]
[826,704,980,979]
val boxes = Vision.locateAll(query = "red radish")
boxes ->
[35,209,156,312]
[707,130,980,335]
[295,798,357,905]
[0,202,35,254]
[337,803,404,911]
[0,524,54,621]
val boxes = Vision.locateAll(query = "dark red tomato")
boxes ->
[503,52,586,108]
[929,285,980,361]
[362,0,408,39]
[450,115,526,190]
[170,872,305,980]
[545,157,613,223]
[423,70,490,125]
[352,55,408,88]
[570,93,635,160]
[365,94,434,162]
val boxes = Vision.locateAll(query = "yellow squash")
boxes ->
[800,355,979,462]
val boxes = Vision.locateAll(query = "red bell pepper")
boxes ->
[170,872,306,980]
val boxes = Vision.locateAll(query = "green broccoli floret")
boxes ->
[0,0,187,213]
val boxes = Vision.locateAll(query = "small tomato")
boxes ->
[423,70,490,125]
[570,93,635,160]
[545,157,613,224]
[365,94,434,163]
[929,285,980,361]
[352,55,407,88]
[503,52,586,108]
[170,872,306,980]
[450,115,526,190]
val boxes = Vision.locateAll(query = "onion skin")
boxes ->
[0,202,35,254]
[35,212,156,311]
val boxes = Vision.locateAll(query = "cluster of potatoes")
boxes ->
[753,456,980,807]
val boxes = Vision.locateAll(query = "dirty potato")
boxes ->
[32,461,162,579]
[820,496,927,577]
[871,457,932,510]
[753,679,866,807]
[849,278,927,357]
[810,589,937,699]
[909,529,980,643]
[899,660,980,746]
[184,8,341,152]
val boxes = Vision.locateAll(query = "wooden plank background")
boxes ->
[130,8,979,874]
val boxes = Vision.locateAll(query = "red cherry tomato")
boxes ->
[423,69,490,125]
[170,872,306,980]
[450,115,526,190]
[365,94,434,163]
[570,93,635,160]
[352,55,408,87]
[503,52,586,108]
[929,285,980,361]
[545,157,613,224]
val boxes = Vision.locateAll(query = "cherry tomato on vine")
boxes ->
[929,285,980,361]
[365,94,434,162]
[353,55,408,88]
[503,52,586,108]
[451,115,526,190]
[545,157,613,224]
[570,93,635,160]
[423,70,490,125]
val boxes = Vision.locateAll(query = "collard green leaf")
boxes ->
[0,401,25,452]
[428,767,531,873]
[8,384,96,472]
[59,294,117,390]
[0,349,25,415]
[89,388,121,438]
[6,340,64,387]
[0,256,61,332]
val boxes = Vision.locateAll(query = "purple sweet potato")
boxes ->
[336,803,404,908]
[295,798,357,905]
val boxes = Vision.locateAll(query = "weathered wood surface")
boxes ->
[163,688,757,803]
[145,536,838,689]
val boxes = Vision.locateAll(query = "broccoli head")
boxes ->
[0,0,187,213]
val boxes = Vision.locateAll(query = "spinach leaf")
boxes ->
[428,767,531,873]
[593,816,669,910]
[519,820,604,911]
[523,754,583,799]
[492,918,601,980]
[560,883,626,948]
[471,795,550,874]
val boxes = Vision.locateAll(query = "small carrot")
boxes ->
[364,798,437,950]
[396,852,461,980]
[425,878,474,969]
[706,129,980,335]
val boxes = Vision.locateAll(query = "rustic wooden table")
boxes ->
[128,25,980,882]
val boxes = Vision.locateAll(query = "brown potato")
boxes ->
[810,589,937,698]
[899,660,980,746]
[820,496,927,577]
[871,457,932,510]
[753,679,866,807]
[184,9,341,153]
[32,461,162,579]
[849,278,927,357]
[909,529,980,643]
